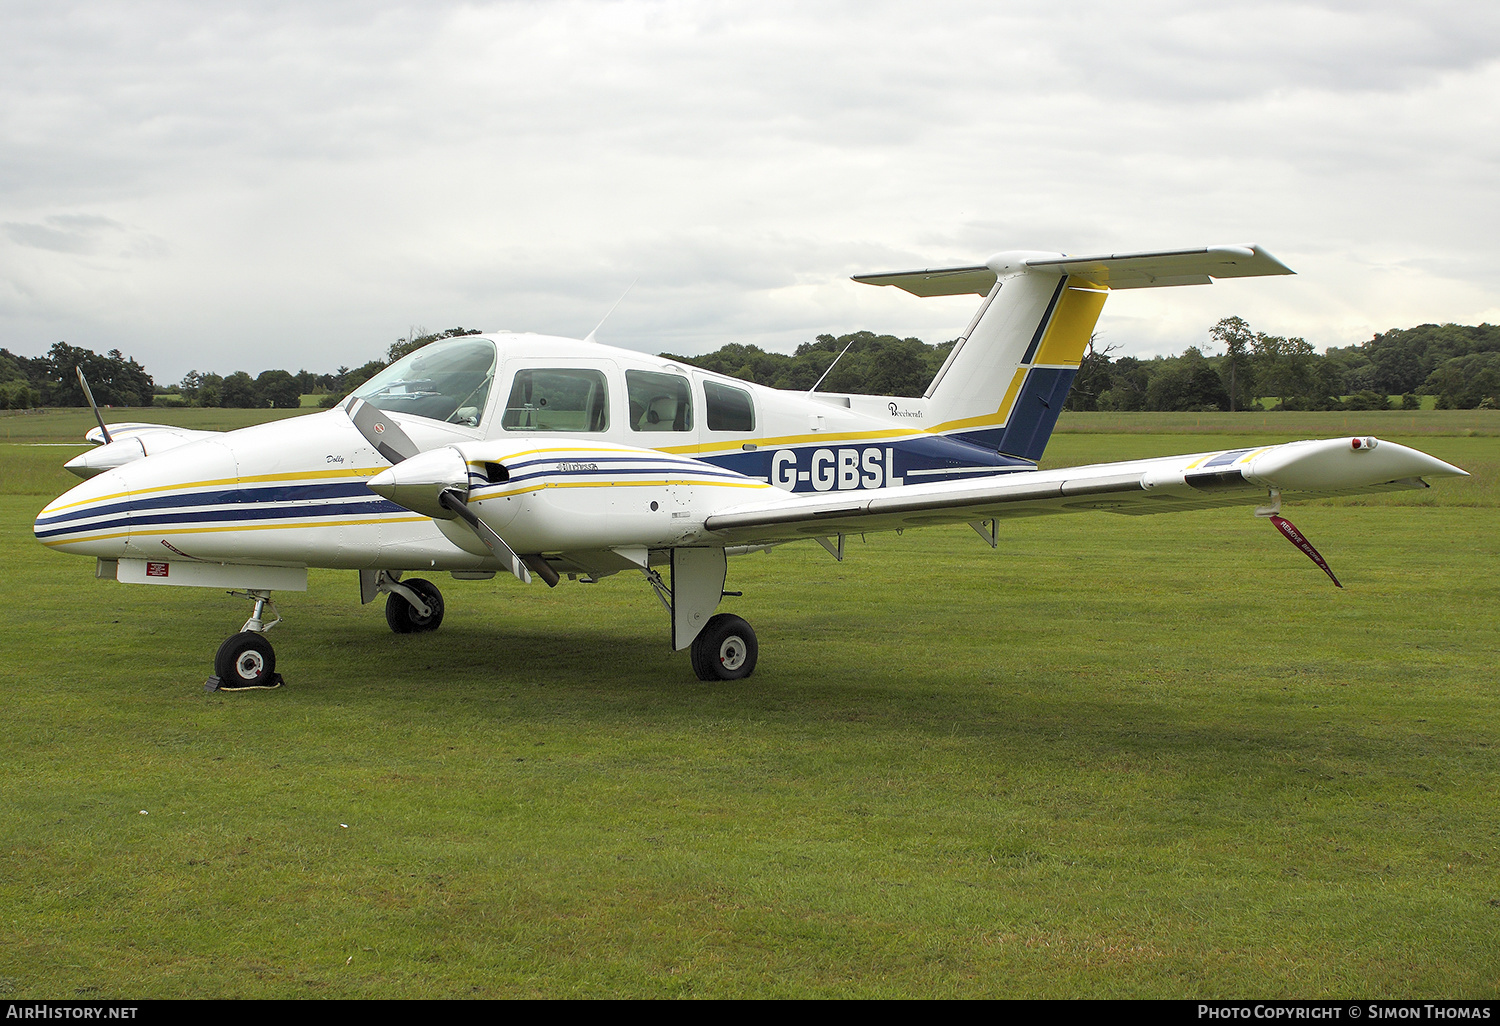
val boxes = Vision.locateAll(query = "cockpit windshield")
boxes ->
[352,337,496,428]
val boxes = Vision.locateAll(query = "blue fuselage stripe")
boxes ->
[35,481,379,528]
[36,497,409,540]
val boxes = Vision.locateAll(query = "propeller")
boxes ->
[345,397,420,465]
[349,401,559,587]
[76,367,113,444]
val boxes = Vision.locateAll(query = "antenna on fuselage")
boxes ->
[583,278,638,344]
[76,367,113,444]
[807,336,857,395]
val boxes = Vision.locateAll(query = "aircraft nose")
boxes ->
[34,466,133,558]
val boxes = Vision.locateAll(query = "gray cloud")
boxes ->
[1,0,1497,379]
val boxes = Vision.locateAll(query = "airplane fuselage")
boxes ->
[35,332,1031,575]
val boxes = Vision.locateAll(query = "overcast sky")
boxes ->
[3,0,1498,382]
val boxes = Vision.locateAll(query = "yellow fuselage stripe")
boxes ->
[42,466,386,515]
[39,514,433,548]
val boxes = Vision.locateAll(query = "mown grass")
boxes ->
[1,414,1497,998]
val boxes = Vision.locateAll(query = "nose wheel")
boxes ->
[210,632,282,690]
[205,589,285,691]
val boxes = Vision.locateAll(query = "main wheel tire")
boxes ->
[385,578,445,634]
[690,613,758,682]
[214,631,277,688]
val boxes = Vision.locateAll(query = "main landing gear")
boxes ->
[689,613,758,682]
[205,590,284,691]
[376,574,445,634]
[644,549,760,682]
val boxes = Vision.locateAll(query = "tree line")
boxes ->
[2,320,1496,413]
[1063,318,1500,413]
[0,328,482,411]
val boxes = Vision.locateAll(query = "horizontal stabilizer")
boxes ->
[854,245,1293,297]
[1027,245,1294,290]
[851,265,996,298]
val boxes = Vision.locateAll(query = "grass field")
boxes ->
[1,409,1497,998]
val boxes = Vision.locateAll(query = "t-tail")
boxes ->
[854,245,1294,461]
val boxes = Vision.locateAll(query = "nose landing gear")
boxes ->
[205,590,285,691]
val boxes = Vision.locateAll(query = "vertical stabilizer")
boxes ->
[922,267,1105,459]
[852,244,1291,461]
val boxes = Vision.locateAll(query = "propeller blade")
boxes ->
[346,397,420,465]
[1269,515,1342,588]
[76,367,113,444]
[436,488,547,586]
[520,554,562,588]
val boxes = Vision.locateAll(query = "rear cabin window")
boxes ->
[704,380,755,431]
[502,369,610,432]
[627,370,693,432]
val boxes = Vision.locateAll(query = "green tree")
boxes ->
[219,371,258,408]
[1143,348,1231,411]
[1096,356,1149,411]
[1208,316,1255,412]
[178,370,206,405]
[1423,353,1500,409]
[0,379,40,409]
[1343,390,1392,411]
[196,372,224,408]
[42,343,154,407]
[254,369,302,409]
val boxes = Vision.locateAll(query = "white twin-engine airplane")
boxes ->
[35,245,1467,690]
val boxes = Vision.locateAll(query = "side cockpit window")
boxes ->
[502,369,610,432]
[627,370,693,432]
[704,380,755,432]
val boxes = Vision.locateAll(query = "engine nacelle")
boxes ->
[369,438,778,557]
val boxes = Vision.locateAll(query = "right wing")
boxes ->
[704,437,1464,546]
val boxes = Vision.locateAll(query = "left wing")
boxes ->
[704,437,1465,545]
[66,422,222,478]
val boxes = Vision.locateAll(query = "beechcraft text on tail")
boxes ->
[34,244,1468,688]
